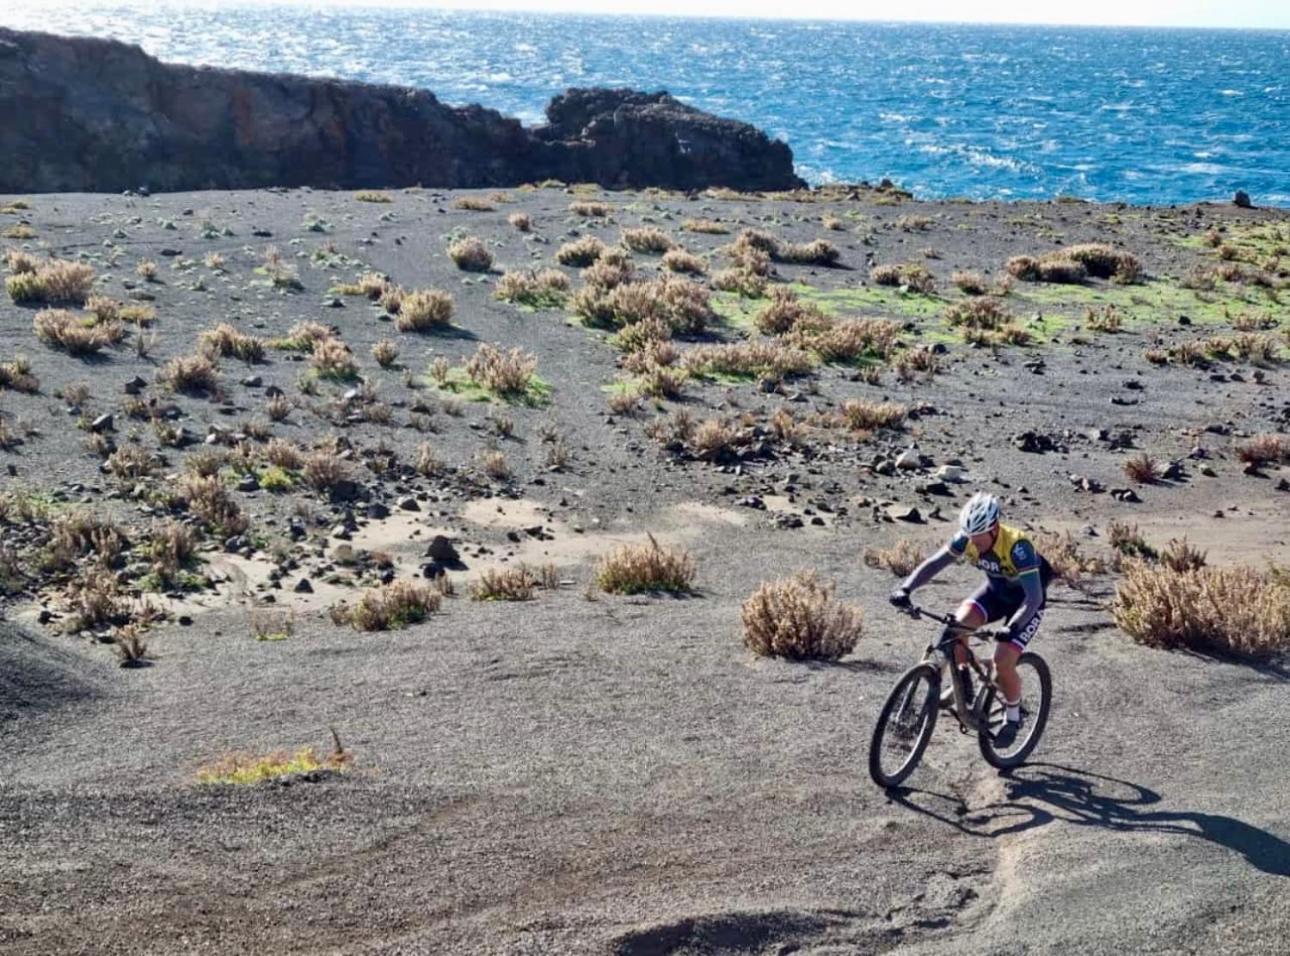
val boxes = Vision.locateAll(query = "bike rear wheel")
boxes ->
[869,663,940,788]
[978,651,1052,770]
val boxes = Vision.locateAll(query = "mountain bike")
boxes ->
[868,602,1052,788]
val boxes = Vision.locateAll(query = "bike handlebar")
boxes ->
[899,602,1004,643]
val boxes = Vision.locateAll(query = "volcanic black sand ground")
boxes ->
[1,183,1288,954]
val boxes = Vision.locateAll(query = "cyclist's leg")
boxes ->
[994,599,1045,708]
[951,583,995,665]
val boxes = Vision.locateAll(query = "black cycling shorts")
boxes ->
[960,582,1045,651]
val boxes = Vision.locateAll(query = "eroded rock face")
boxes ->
[0,28,802,193]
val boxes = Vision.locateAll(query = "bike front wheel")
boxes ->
[978,651,1052,770]
[869,663,940,788]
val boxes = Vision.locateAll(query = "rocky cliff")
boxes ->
[0,28,803,194]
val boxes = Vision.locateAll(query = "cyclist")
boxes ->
[888,491,1052,746]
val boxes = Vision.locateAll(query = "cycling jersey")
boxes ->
[948,523,1052,592]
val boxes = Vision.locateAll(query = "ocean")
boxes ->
[2,4,1287,205]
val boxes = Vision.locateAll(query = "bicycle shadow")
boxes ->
[887,763,1290,877]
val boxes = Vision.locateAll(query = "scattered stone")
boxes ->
[426,535,460,563]
[89,413,114,433]
[294,578,314,594]
[1110,488,1142,503]
[889,504,923,523]
[1199,465,1217,477]
[236,474,259,492]
[1233,189,1252,208]
[895,447,921,470]
[397,496,420,512]
[242,375,263,388]
[123,376,147,395]
[934,464,968,483]
[737,495,766,509]
[366,502,390,520]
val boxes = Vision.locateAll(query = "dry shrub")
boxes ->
[368,339,398,368]
[681,341,815,382]
[1236,434,1289,468]
[310,338,358,380]
[105,445,155,480]
[494,269,569,308]
[480,449,511,480]
[839,400,906,432]
[378,285,405,314]
[180,475,248,536]
[355,190,392,203]
[454,196,495,212]
[789,317,901,363]
[345,580,440,631]
[508,211,532,232]
[740,571,863,661]
[863,540,925,577]
[581,256,635,292]
[952,270,987,294]
[1065,243,1141,283]
[1005,255,1040,280]
[891,347,939,381]
[415,443,445,477]
[661,248,705,275]
[776,239,840,266]
[135,259,158,281]
[711,267,768,298]
[5,257,95,304]
[4,248,39,273]
[621,337,680,373]
[682,218,729,234]
[754,287,825,335]
[1034,531,1105,588]
[44,511,128,571]
[622,227,676,253]
[277,320,334,352]
[397,288,454,332]
[160,354,220,395]
[869,262,934,293]
[1036,255,1087,284]
[637,364,688,399]
[0,355,38,393]
[1159,538,1207,573]
[265,438,304,470]
[463,343,538,397]
[33,309,121,356]
[470,565,541,601]
[1123,453,1161,484]
[62,567,129,632]
[589,275,713,334]
[147,520,199,588]
[556,236,606,267]
[569,200,612,217]
[1108,521,1157,562]
[199,323,265,363]
[1112,562,1290,657]
[1085,305,1123,333]
[945,297,1010,330]
[448,237,493,272]
[690,418,737,460]
[301,452,351,493]
[335,271,389,298]
[595,534,696,594]
[1230,332,1282,364]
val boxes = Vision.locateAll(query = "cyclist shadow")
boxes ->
[889,763,1290,877]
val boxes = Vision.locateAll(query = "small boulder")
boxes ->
[426,535,460,563]
[1233,190,1252,208]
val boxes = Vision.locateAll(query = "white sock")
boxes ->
[1005,699,1021,722]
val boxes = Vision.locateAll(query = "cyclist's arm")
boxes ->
[898,535,966,592]
[1005,539,1045,634]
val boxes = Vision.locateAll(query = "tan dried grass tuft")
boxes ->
[838,400,906,432]
[397,288,454,332]
[621,227,676,253]
[199,323,265,363]
[863,540,925,577]
[595,534,696,594]
[344,581,441,631]
[740,571,863,660]
[1123,453,1161,484]
[556,236,606,267]
[463,343,539,398]
[1236,434,1289,468]
[180,475,248,536]
[159,354,220,395]
[448,236,493,272]
[1112,562,1290,657]
[5,257,95,304]
[33,309,122,356]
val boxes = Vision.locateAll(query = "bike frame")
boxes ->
[906,603,1000,734]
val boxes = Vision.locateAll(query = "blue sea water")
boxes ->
[2,4,1287,206]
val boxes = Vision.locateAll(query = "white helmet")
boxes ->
[959,491,1001,536]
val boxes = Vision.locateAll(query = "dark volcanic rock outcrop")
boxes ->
[0,28,803,193]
